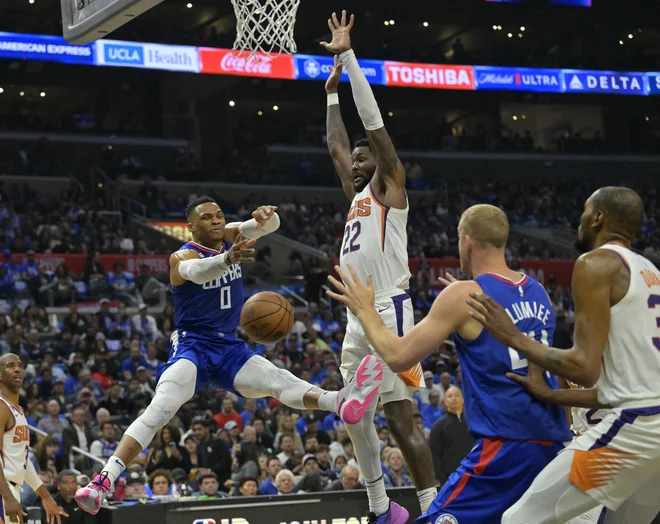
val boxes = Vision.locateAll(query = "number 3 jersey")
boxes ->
[0,395,29,485]
[339,183,411,294]
[454,272,571,442]
[172,240,244,337]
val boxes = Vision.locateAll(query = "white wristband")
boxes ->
[327,93,339,107]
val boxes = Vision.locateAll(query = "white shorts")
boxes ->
[340,291,423,404]
[566,404,660,510]
[1,483,22,524]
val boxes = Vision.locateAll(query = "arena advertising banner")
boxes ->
[4,31,660,96]
[294,54,386,85]
[147,221,192,242]
[198,48,295,79]
[12,253,170,275]
[0,31,94,65]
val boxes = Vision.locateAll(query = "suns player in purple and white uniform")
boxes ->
[470,187,660,524]
[328,204,572,524]
[322,11,437,524]
[0,354,68,524]
[75,197,383,515]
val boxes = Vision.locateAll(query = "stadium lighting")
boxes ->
[0,88,3,94]
[628,34,633,39]
[40,91,46,97]
[28,0,35,4]
[257,111,263,116]
[186,2,192,7]
[273,105,279,111]
[388,112,394,117]
[522,114,527,120]
[493,25,498,30]
[619,40,624,45]
[646,116,650,121]
[497,25,502,30]
[423,22,429,27]
[507,33,513,38]
[389,20,395,25]
[513,115,518,121]
[520,26,525,31]
[229,100,235,107]
[384,21,389,26]
[518,33,523,38]
[19,91,24,97]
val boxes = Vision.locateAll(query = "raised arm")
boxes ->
[325,56,355,201]
[468,250,621,387]
[224,205,281,243]
[322,11,405,192]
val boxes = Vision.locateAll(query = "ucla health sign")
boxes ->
[0,31,93,65]
[474,66,561,92]
[96,40,199,72]
[563,70,647,95]
[293,54,385,85]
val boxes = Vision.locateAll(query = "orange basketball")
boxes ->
[240,291,294,344]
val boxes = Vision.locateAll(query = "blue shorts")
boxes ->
[418,437,564,524]
[157,330,255,395]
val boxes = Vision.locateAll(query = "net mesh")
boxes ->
[231,0,301,64]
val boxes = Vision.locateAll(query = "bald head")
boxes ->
[459,204,509,250]
[589,187,644,238]
[0,354,21,367]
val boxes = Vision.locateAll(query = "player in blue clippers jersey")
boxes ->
[328,203,571,524]
[75,196,385,515]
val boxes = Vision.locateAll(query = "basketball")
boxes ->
[240,291,294,344]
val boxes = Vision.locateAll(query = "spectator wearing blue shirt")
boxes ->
[144,342,164,373]
[108,262,139,305]
[314,311,341,339]
[422,390,444,430]
[5,254,23,282]
[329,331,344,353]
[259,456,281,495]
[0,264,13,297]
[309,362,327,386]
[109,302,133,339]
[122,340,149,380]
[383,448,414,488]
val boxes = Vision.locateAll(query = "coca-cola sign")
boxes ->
[199,48,295,79]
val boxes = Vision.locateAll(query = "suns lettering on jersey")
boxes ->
[346,198,372,221]
[12,425,29,443]
[640,269,660,288]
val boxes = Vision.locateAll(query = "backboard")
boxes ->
[61,0,164,44]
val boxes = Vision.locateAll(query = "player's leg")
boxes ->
[75,358,197,514]
[232,353,382,422]
[502,449,607,524]
[383,385,437,513]
[602,471,660,524]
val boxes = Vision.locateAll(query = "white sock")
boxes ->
[100,456,126,485]
[318,390,339,412]
[417,486,437,513]
[365,475,389,516]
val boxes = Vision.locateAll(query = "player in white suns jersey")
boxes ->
[323,11,436,524]
[0,354,67,524]
[470,187,660,524]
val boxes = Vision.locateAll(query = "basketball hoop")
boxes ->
[231,0,300,64]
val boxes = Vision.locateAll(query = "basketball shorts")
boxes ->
[158,330,255,395]
[0,483,22,524]
[418,437,565,524]
[341,290,423,404]
[566,404,660,511]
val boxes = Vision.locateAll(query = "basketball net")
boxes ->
[231,0,300,65]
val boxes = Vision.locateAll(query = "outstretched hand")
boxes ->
[251,205,278,229]
[320,10,354,55]
[326,264,375,317]
[226,232,256,264]
[325,55,343,93]
[438,272,458,288]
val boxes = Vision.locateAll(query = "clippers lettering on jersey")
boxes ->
[346,198,372,221]
[202,265,243,289]
[640,269,660,288]
[647,294,660,351]
[13,425,29,443]
[505,301,552,325]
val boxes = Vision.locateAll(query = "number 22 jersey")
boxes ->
[339,183,411,294]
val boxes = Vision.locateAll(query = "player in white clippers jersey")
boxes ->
[0,354,68,524]
[323,10,436,523]
[468,187,660,524]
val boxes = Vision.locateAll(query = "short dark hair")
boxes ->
[192,415,215,429]
[186,196,218,221]
[354,138,370,149]
[590,186,645,238]
[267,455,281,466]
[148,468,173,489]
[99,421,115,431]
[198,471,219,484]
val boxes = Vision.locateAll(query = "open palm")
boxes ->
[321,10,354,55]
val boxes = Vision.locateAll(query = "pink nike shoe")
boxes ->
[367,501,410,524]
[338,355,383,424]
[75,473,112,515]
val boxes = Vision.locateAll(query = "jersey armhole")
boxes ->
[0,401,16,433]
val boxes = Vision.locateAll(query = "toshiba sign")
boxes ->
[198,48,295,79]
[385,61,474,90]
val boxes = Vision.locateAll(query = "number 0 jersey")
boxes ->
[172,240,244,337]
[339,183,411,294]
[0,395,29,485]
